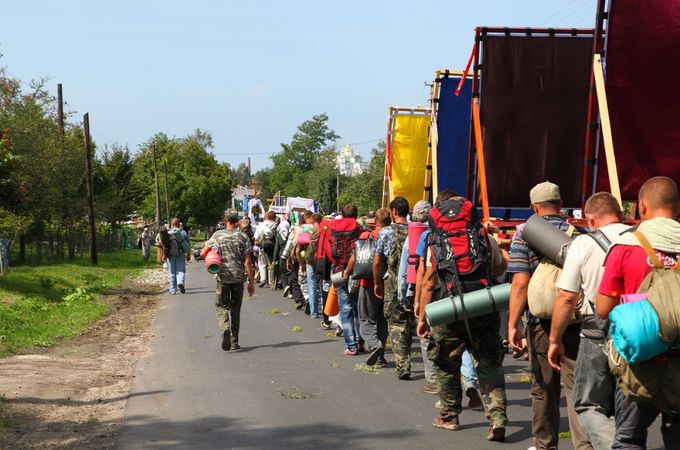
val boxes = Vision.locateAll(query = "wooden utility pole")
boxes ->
[336,173,340,212]
[83,113,97,265]
[151,143,162,225]
[57,84,64,135]
[163,159,171,224]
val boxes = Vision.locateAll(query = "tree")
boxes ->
[269,113,340,197]
[231,162,251,187]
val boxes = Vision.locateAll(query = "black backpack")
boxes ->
[352,231,375,280]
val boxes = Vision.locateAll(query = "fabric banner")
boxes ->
[388,114,429,209]
[595,0,680,198]
[480,35,593,207]
[435,76,472,197]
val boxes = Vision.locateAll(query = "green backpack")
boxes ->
[385,223,408,297]
[607,230,680,413]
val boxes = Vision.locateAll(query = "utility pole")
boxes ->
[57,84,64,135]
[336,173,340,213]
[163,159,171,225]
[247,157,251,179]
[151,143,161,226]
[83,113,97,265]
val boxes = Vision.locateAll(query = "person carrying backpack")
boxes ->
[254,211,277,288]
[163,218,191,295]
[596,177,680,449]
[547,192,629,450]
[373,197,412,379]
[416,192,508,440]
[330,204,364,355]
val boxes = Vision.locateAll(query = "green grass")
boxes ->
[0,396,17,429]
[0,250,152,357]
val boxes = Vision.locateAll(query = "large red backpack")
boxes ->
[327,218,361,272]
[427,198,493,296]
[314,221,333,277]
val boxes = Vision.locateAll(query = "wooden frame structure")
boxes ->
[382,106,431,209]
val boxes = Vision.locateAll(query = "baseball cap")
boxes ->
[530,181,561,204]
[412,200,432,221]
[224,208,239,220]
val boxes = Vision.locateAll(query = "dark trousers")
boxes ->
[527,321,592,450]
[612,386,680,449]
[215,283,244,343]
[286,261,304,304]
[357,285,388,351]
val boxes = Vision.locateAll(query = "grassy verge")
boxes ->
[0,250,155,357]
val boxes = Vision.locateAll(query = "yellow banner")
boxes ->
[389,114,429,209]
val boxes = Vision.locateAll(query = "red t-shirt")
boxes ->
[598,244,679,298]
[358,230,378,288]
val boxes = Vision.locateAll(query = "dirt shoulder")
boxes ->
[0,268,165,450]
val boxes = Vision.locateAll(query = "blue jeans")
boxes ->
[166,255,186,294]
[461,349,479,391]
[306,264,319,317]
[573,337,615,450]
[336,285,361,351]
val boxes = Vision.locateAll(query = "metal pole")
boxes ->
[83,113,97,265]
[151,143,161,226]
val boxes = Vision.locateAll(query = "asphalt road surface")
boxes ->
[116,262,664,450]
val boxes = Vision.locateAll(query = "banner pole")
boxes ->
[472,99,490,222]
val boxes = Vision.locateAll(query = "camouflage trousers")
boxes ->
[427,312,507,426]
[215,282,244,344]
[383,297,415,374]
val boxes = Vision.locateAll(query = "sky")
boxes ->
[1,0,598,172]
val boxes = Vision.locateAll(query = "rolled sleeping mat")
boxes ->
[407,222,428,284]
[609,298,669,364]
[204,250,221,274]
[330,271,347,288]
[521,214,573,266]
[425,283,511,327]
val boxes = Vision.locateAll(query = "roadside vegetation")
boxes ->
[0,249,152,356]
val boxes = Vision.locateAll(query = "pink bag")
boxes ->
[297,232,311,246]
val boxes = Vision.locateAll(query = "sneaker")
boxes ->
[375,356,387,368]
[366,347,384,366]
[487,424,506,442]
[311,314,319,319]
[221,330,231,351]
[282,286,291,297]
[343,349,358,356]
[230,343,241,352]
[435,400,442,409]
[466,387,483,409]
[304,303,311,315]
[170,291,177,295]
[178,284,185,294]
[432,417,460,431]
[258,281,266,288]
[335,327,343,337]
[357,342,367,353]
[321,321,331,330]
[295,303,304,310]
[422,382,438,395]
[398,369,411,380]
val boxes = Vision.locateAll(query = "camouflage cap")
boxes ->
[224,208,239,220]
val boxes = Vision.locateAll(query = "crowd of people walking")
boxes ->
[155,176,679,450]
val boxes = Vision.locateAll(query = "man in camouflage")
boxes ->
[205,208,255,352]
[416,192,508,442]
[373,196,413,380]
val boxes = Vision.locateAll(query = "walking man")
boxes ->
[164,218,190,295]
[140,226,152,262]
[205,208,255,352]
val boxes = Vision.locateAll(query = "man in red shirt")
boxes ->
[597,176,680,449]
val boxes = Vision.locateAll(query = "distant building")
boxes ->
[336,144,364,176]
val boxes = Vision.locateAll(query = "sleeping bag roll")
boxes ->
[521,214,573,266]
[425,283,511,327]
[609,298,669,364]
[407,223,428,284]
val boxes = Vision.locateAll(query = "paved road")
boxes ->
[116,262,663,450]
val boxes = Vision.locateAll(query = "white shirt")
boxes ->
[557,222,630,306]
[254,220,275,242]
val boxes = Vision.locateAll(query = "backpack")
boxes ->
[527,225,585,320]
[315,221,332,277]
[329,219,360,272]
[385,224,409,294]
[352,231,376,280]
[608,230,680,413]
[427,198,492,296]
[168,235,181,257]
[261,223,276,257]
